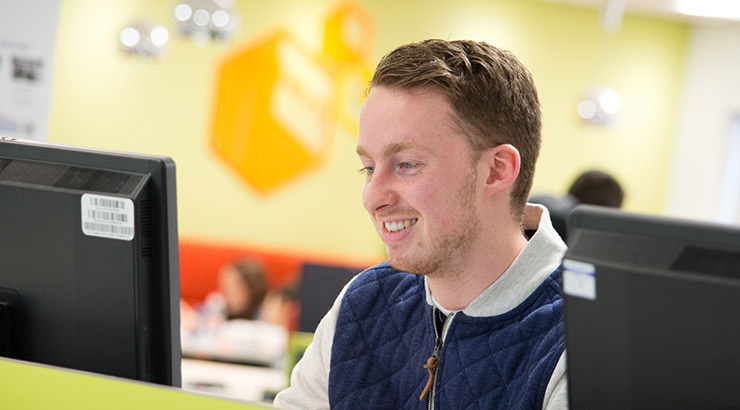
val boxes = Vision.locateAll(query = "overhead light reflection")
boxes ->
[212,10,230,27]
[174,3,193,21]
[577,100,598,121]
[577,87,622,126]
[193,9,210,26]
[171,0,240,43]
[119,22,169,59]
[150,26,170,48]
[676,0,740,20]
[119,27,141,49]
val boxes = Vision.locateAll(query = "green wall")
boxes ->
[48,0,689,262]
[0,357,270,409]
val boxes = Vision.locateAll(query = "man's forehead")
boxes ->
[356,86,465,159]
[356,140,433,158]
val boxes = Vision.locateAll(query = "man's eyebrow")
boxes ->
[356,145,370,158]
[356,142,430,158]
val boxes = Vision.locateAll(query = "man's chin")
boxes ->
[387,255,424,276]
[391,264,424,275]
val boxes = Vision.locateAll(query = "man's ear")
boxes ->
[479,144,521,196]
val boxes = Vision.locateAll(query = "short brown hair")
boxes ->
[568,170,624,208]
[369,39,541,222]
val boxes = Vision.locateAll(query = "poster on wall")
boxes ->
[0,0,60,141]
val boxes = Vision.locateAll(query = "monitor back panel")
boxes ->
[0,140,180,386]
[563,205,740,410]
[297,263,360,333]
[0,166,145,378]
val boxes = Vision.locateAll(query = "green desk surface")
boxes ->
[0,357,274,410]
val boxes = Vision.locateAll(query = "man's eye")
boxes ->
[359,166,375,174]
[399,162,416,169]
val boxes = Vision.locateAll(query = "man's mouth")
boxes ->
[384,218,418,233]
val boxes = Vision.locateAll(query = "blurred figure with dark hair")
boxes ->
[180,257,296,367]
[182,257,295,327]
[568,170,624,208]
[530,170,625,241]
[218,257,269,321]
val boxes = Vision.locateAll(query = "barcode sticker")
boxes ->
[81,194,135,241]
[563,259,597,300]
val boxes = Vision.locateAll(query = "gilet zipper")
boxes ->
[420,307,455,410]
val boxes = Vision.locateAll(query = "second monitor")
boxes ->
[563,205,740,410]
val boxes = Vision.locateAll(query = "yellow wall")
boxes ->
[48,0,688,262]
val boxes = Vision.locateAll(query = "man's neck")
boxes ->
[427,227,529,311]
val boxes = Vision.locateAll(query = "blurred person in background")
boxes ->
[530,170,625,241]
[181,257,295,366]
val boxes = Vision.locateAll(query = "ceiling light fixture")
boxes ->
[172,0,240,44]
[577,87,622,126]
[675,0,740,20]
[119,21,169,59]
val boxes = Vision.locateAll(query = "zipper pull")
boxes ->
[419,355,438,400]
[420,309,444,401]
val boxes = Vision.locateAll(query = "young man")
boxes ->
[274,39,568,410]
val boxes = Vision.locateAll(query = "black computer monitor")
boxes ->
[0,138,181,387]
[297,263,360,333]
[563,205,740,410]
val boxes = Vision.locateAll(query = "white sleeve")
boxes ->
[542,351,569,410]
[272,280,351,409]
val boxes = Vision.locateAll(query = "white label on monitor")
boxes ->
[563,259,596,300]
[81,194,135,241]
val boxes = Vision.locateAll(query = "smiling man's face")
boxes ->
[357,86,483,277]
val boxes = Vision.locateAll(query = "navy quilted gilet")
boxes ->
[328,262,564,410]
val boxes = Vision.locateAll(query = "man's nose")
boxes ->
[362,167,396,214]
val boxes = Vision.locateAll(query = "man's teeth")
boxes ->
[384,219,417,232]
